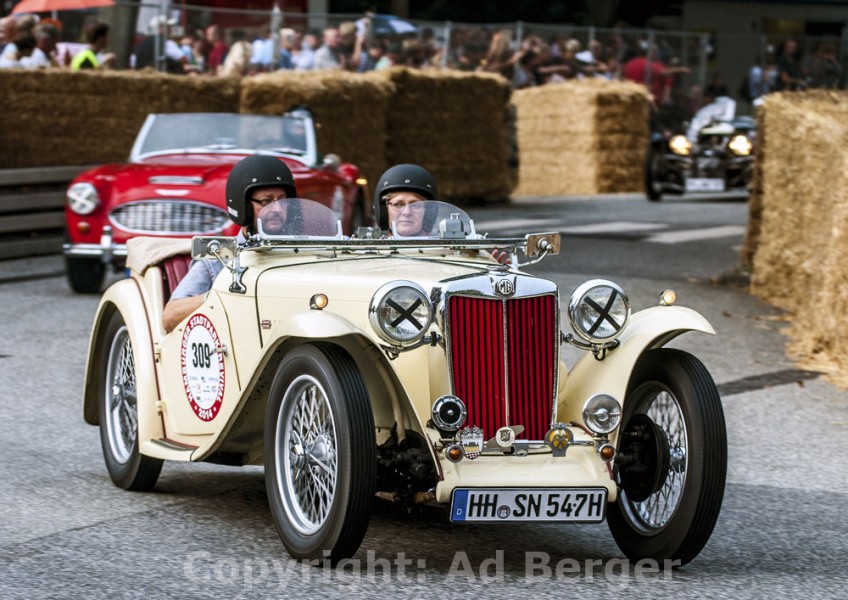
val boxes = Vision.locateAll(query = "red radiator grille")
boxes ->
[448,295,556,440]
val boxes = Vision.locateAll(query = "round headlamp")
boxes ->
[668,135,692,156]
[567,279,630,344]
[582,394,622,435]
[369,281,432,345]
[728,134,753,156]
[67,182,100,215]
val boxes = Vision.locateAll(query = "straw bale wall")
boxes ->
[748,91,848,386]
[0,69,239,168]
[240,70,394,192]
[512,80,649,197]
[380,68,513,201]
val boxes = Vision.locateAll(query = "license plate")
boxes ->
[686,177,725,192]
[450,488,607,523]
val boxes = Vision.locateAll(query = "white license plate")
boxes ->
[450,488,607,523]
[686,177,725,192]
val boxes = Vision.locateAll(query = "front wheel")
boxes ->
[645,149,664,202]
[98,310,163,490]
[265,344,375,563]
[66,256,106,294]
[607,348,726,566]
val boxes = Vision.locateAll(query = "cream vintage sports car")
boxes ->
[82,199,727,566]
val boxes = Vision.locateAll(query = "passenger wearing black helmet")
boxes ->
[374,163,438,236]
[374,163,509,263]
[162,155,297,332]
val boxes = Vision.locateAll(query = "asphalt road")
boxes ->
[1,192,846,599]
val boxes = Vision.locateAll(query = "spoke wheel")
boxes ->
[98,311,163,490]
[608,349,726,566]
[265,344,375,563]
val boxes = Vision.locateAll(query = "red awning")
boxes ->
[12,0,115,14]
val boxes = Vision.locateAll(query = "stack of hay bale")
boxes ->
[512,79,649,197]
[380,68,513,201]
[240,70,394,192]
[0,70,239,168]
[748,90,848,385]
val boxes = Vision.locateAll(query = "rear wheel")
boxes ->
[607,349,726,566]
[98,311,163,490]
[66,256,105,294]
[265,344,375,563]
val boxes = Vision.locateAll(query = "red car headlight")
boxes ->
[67,183,100,215]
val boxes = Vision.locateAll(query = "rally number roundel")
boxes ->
[181,314,225,422]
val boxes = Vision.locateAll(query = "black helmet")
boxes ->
[225,155,297,228]
[373,164,438,230]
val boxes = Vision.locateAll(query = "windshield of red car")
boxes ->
[137,114,309,156]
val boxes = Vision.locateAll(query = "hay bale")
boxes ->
[749,90,848,386]
[0,69,239,168]
[512,79,649,197]
[240,70,394,191]
[380,67,513,201]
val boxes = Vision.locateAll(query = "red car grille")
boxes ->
[448,294,557,441]
[110,201,230,235]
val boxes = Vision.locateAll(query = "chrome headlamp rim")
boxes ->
[67,182,100,215]
[567,279,631,344]
[368,280,433,346]
[582,393,622,435]
[432,395,467,433]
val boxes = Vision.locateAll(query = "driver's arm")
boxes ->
[162,260,217,333]
[163,295,205,333]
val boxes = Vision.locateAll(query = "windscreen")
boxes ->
[137,114,309,156]
[256,199,342,239]
[386,200,475,239]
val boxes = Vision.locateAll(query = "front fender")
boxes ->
[266,309,367,340]
[82,278,163,446]
[557,305,715,424]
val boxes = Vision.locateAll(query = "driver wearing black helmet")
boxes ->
[162,155,297,333]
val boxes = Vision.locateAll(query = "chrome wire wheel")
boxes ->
[98,311,162,491]
[105,325,137,465]
[620,386,688,533]
[276,374,339,535]
[607,348,727,566]
[265,344,375,562]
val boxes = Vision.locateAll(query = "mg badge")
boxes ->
[460,426,483,460]
[495,278,514,297]
[495,426,516,448]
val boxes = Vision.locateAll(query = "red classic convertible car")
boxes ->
[63,109,368,293]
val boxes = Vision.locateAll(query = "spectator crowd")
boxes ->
[1,10,845,121]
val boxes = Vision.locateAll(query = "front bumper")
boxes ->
[435,444,617,503]
[63,226,127,264]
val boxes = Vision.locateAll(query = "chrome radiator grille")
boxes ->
[109,201,229,234]
[447,294,557,441]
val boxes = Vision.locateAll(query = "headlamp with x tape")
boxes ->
[567,279,631,345]
[369,281,433,345]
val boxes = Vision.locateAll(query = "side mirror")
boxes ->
[191,236,238,261]
[322,153,341,170]
[525,232,561,257]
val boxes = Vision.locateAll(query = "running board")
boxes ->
[141,438,200,461]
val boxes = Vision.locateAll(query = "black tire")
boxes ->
[98,310,163,491]
[265,343,375,563]
[645,148,663,202]
[607,348,726,566]
[66,256,105,294]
